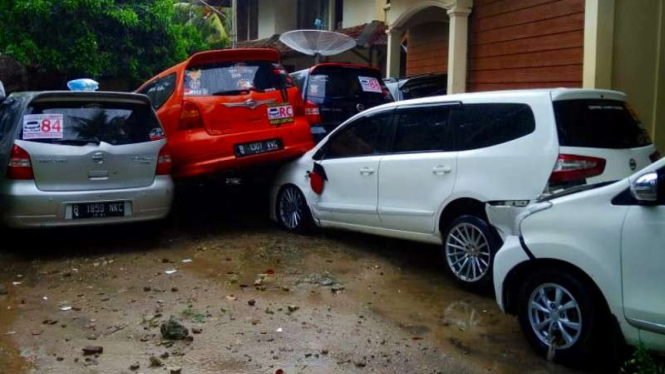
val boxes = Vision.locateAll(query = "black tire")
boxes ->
[276,185,312,233]
[517,269,606,367]
[442,215,499,291]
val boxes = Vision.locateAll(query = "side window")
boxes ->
[393,106,452,153]
[152,74,176,109]
[452,103,536,151]
[0,99,20,141]
[138,74,176,110]
[324,113,392,159]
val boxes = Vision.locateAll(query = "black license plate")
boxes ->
[235,139,283,157]
[72,201,125,219]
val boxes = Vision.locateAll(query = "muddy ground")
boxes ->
[0,184,591,374]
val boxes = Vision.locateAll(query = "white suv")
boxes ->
[269,89,658,289]
[489,158,665,365]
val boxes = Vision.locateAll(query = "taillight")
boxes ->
[650,150,662,162]
[178,100,203,130]
[549,154,606,183]
[7,144,34,180]
[156,146,172,175]
[305,100,322,125]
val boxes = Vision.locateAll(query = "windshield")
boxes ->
[23,101,164,145]
[184,61,292,96]
[554,99,652,149]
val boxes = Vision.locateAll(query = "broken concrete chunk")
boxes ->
[160,316,189,340]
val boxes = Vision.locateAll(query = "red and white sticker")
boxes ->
[358,76,382,93]
[267,104,294,125]
[23,114,64,140]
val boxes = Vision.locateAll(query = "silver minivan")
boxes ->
[0,83,174,228]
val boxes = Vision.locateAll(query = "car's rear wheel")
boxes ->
[277,185,312,233]
[442,215,498,290]
[517,270,604,366]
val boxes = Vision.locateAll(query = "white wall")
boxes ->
[343,0,382,28]
[258,0,298,39]
[257,0,277,39]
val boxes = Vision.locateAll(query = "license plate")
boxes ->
[72,201,125,219]
[234,139,283,157]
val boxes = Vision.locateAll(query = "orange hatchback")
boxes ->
[137,49,314,179]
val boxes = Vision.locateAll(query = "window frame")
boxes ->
[449,102,537,152]
[386,102,460,155]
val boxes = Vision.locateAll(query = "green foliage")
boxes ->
[622,345,665,374]
[0,0,212,85]
[174,1,231,50]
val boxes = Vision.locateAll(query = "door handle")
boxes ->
[360,167,375,175]
[432,165,452,175]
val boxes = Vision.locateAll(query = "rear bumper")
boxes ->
[0,176,174,228]
[170,120,315,179]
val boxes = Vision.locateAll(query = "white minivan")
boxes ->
[489,157,665,365]
[269,89,658,289]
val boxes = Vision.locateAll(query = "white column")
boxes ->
[583,0,615,89]
[386,27,402,78]
[447,5,472,94]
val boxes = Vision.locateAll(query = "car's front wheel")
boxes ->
[517,270,605,366]
[442,215,498,290]
[277,185,312,233]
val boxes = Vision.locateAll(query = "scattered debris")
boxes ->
[143,286,151,292]
[287,305,299,313]
[0,285,7,295]
[165,270,177,275]
[169,367,182,374]
[248,299,256,306]
[182,258,193,263]
[59,306,72,311]
[225,295,237,301]
[192,327,202,334]
[276,327,283,333]
[160,316,189,340]
[129,362,140,371]
[82,346,103,355]
[149,356,163,367]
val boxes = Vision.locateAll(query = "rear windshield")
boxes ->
[23,100,164,145]
[307,67,392,102]
[184,61,292,96]
[554,99,652,149]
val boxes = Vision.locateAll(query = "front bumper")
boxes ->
[0,176,174,228]
[493,235,530,312]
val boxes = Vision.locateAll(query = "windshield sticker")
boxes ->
[184,70,207,96]
[23,114,64,140]
[149,128,165,141]
[358,76,382,93]
[267,104,294,125]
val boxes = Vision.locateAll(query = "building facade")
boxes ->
[237,0,665,148]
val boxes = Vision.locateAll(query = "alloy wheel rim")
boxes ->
[279,187,303,230]
[445,223,491,282]
[527,283,583,350]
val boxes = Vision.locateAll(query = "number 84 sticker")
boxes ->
[23,114,64,140]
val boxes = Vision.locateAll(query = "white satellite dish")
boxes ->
[280,30,356,62]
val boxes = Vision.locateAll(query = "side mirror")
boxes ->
[630,172,659,203]
[0,80,5,103]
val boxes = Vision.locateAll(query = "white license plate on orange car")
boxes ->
[72,201,125,219]
[234,139,283,157]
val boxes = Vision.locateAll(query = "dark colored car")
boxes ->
[290,63,392,143]
[384,73,447,101]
